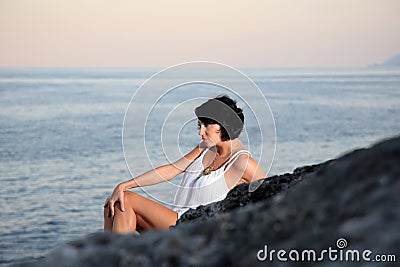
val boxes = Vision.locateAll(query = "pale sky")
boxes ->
[0,0,399,68]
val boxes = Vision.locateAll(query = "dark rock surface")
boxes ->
[176,160,333,224]
[15,135,400,266]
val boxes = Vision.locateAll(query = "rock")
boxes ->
[14,135,400,267]
[382,54,400,67]
[176,160,333,224]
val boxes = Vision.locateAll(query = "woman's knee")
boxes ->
[103,191,139,216]
[115,191,138,213]
[122,191,139,206]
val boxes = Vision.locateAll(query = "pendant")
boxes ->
[202,166,213,176]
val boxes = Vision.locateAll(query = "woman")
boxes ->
[104,95,266,233]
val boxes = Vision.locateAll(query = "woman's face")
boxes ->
[198,120,222,146]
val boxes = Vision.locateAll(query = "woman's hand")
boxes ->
[103,141,207,217]
[104,183,126,218]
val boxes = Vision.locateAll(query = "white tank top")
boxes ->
[171,148,251,219]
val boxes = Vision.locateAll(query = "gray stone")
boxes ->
[14,135,400,266]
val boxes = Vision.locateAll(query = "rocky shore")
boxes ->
[15,135,399,266]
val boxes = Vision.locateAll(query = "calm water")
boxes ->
[0,67,399,265]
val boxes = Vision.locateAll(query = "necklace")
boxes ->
[198,140,240,178]
[201,159,215,176]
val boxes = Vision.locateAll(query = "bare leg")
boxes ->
[104,205,113,231]
[112,201,136,233]
[104,191,178,234]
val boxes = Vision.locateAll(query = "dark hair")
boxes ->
[195,95,244,141]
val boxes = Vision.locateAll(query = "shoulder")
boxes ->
[230,152,266,183]
[231,151,256,171]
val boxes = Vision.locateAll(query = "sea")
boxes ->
[0,66,399,265]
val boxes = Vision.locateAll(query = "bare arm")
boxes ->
[105,142,206,216]
[225,153,267,189]
[241,156,266,183]
[119,144,206,189]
